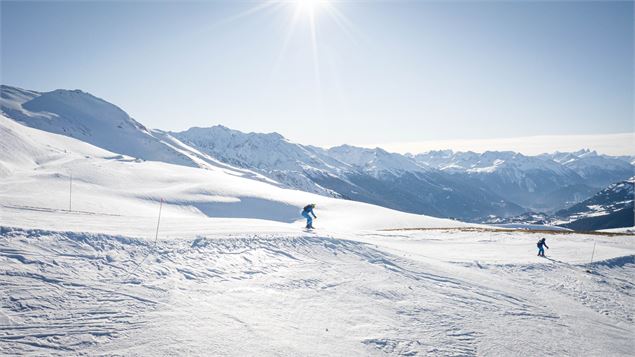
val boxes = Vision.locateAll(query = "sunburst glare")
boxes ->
[295,0,330,17]
[222,0,352,103]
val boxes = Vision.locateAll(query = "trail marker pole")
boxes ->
[69,172,73,212]
[590,240,597,264]
[155,198,163,242]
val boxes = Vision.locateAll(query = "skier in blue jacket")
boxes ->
[301,204,317,229]
[537,237,549,257]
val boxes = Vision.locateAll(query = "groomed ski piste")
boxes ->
[1,115,634,356]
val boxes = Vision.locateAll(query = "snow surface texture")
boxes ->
[1,228,634,356]
[0,127,633,355]
[1,107,634,355]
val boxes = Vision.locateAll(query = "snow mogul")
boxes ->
[537,237,549,257]
[301,204,317,229]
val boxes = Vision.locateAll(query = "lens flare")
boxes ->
[220,0,356,104]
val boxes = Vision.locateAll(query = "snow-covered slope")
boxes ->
[554,177,634,230]
[0,114,468,235]
[3,84,632,223]
[487,177,634,231]
[172,125,347,197]
[3,85,519,222]
[2,100,634,356]
[174,128,524,221]
[0,85,276,187]
[2,226,633,356]
[174,126,346,173]
[0,85,199,167]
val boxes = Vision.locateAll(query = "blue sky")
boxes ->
[1,1,633,153]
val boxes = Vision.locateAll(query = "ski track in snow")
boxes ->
[1,227,633,356]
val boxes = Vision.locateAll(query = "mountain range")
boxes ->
[554,176,634,230]
[2,84,633,227]
[484,176,634,231]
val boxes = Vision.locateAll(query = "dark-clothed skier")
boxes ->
[537,237,549,257]
[301,204,317,229]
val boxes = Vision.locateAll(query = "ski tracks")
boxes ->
[1,227,633,355]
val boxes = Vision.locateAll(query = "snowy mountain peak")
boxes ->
[0,85,255,171]
[172,125,350,196]
[415,150,551,173]
[1,85,146,132]
[2,84,633,224]
[328,144,430,175]
[25,88,147,132]
[577,149,597,157]
[183,125,286,142]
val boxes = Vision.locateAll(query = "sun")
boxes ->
[223,0,352,100]
[295,0,330,17]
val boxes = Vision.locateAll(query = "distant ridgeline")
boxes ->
[2,84,634,229]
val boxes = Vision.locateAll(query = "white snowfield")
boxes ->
[1,116,634,356]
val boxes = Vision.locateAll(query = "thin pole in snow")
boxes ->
[154,198,163,243]
[86,198,166,319]
[69,172,73,212]
[126,198,162,278]
[590,240,597,264]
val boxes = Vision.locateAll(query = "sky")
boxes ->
[1,1,634,154]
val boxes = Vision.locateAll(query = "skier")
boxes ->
[537,237,549,257]
[301,203,317,229]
